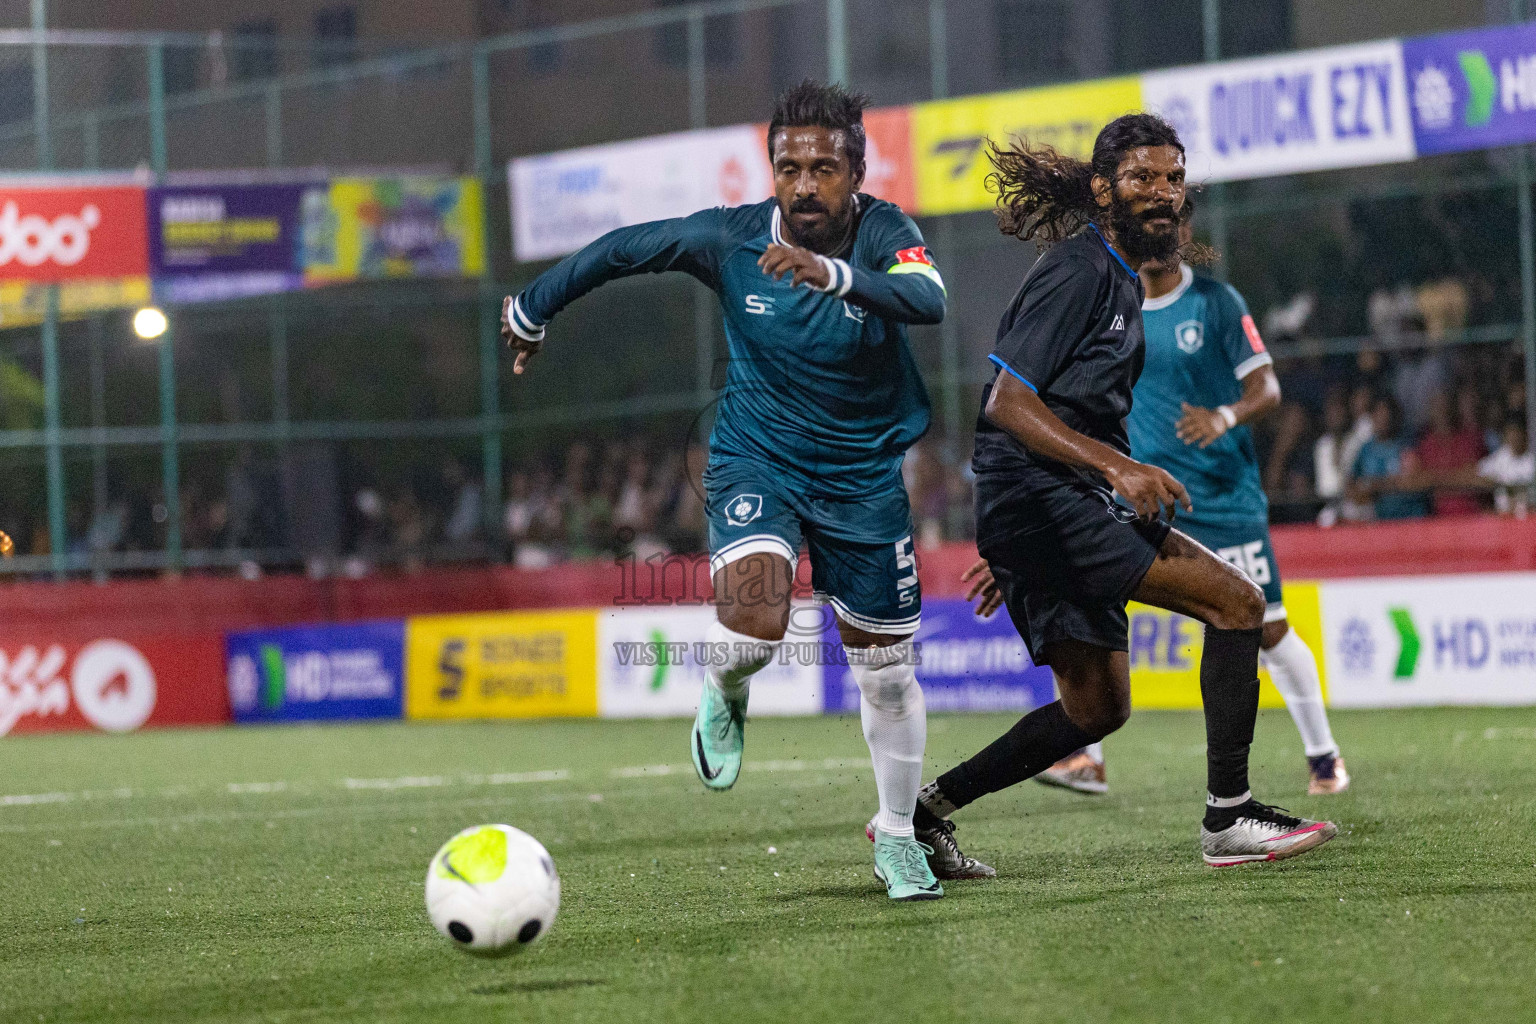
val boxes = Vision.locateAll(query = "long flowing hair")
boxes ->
[987,113,1184,245]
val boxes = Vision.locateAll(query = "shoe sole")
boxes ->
[1033,772,1108,795]
[1203,822,1338,866]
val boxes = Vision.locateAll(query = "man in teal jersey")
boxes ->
[1037,199,1349,796]
[503,81,975,899]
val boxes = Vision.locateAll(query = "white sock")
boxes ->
[703,619,779,702]
[1084,741,1104,762]
[1261,627,1338,758]
[847,641,926,838]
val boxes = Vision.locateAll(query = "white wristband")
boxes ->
[1216,405,1237,429]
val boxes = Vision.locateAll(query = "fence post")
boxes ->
[473,46,505,547]
[1201,0,1230,281]
[928,0,947,101]
[148,41,182,572]
[827,0,847,85]
[265,82,282,168]
[33,0,67,577]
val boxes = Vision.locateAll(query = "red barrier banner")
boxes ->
[0,633,227,737]
[0,186,149,282]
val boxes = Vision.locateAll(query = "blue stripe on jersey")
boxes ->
[989,354,1038,392]
[1089,224,1136,279]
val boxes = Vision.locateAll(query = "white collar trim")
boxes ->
[1141,264,1194,311]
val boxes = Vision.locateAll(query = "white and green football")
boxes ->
[425,824,560,957]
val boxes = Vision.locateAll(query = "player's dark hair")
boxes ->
[988,112,1184,243]
[767,79,870,174]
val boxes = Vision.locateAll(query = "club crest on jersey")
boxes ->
[725,493,764,526]
[1175,319,1205,354]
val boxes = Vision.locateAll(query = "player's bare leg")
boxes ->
[1135,529,1337,864]
[1260,618,1349,794]
[690,553,792,791]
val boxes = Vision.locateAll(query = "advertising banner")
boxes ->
[821,599,1055,714]
[598,605,821,718]
[1320,572,1536,708]
[1125,583,1324,710]
[148,183,305,301]
[226,620,404,724]
[1404,22,1536,156]
[911,77,1142,215]
[0,275,151,328]
[510,124,774,262]
[405,610,598,720]
[1141,40,1415,183]
[0,186,149,283]
[0,633,227,737]
[303,177,485,285]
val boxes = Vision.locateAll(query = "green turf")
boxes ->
[3,708,1534,1023]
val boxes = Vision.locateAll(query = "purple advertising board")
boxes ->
[1404,22,1536,156]
[821,598,1056,714]
[148,184,306,301]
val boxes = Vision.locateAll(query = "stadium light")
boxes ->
[133,306,169,341]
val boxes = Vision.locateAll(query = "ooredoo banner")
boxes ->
[1320,572,1536,707]
[0,633,227,736]
[0,186,149,282]
[1141,39,1416,183]
[227,620,404,724]
[597,605,821,718]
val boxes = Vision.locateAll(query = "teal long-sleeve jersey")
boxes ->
[508,195,945,499]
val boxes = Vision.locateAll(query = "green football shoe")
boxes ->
[690,681,746,791]
[872,828,944,901]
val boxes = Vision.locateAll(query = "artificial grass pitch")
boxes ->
[3,708,1534,1024]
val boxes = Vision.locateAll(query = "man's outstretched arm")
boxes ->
[503,209,726,372]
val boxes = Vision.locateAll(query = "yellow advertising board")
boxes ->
[405,609,598,720]
[912,76,1143,216]
[0,276,151,329]
[1130,581,1326,710]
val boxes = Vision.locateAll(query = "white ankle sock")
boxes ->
[1261,628,1338,758]
[1084,741,1104,762]
[847,641,926,838]
[703,619,778,702]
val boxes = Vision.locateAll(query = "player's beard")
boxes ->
[784,197,855,257]
[1107,192,1180,265]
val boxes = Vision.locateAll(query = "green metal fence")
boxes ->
[0,0,1532,578]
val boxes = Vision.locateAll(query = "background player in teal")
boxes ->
[502,82,951,900]
[1042,199,1348,796]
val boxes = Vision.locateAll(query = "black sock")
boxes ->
[1200,625,1263,815]
[932,701,1096,811]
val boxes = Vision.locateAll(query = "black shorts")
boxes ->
[975,466,1171,667]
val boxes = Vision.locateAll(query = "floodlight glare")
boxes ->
[133,307,169,340]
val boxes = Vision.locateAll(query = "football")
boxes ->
[425,824,561,957]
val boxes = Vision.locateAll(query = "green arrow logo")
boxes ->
[259,643,286,708]
[1387,607,1420,680]
[648,629,668,692]
[1458,50,1497,127]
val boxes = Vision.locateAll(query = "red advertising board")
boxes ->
[0,186,149,282]
[0,633,227,737]
[862,105,916,213]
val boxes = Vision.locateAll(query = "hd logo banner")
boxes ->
[1141,39,1415,183]
[1403,21,1536,156]
[1320,572,1536,707]
[227,620,404,724]
[405,610,598,720]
